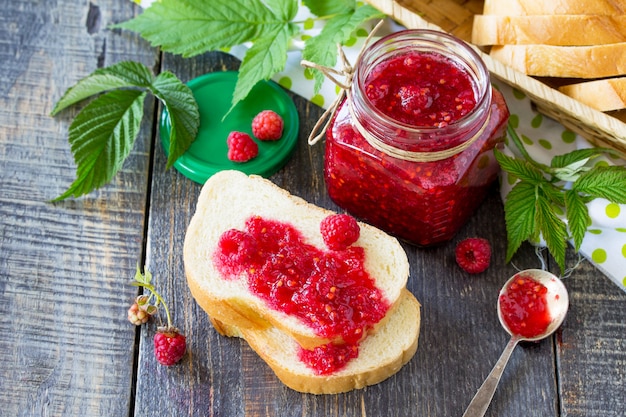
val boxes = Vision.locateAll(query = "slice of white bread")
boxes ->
[559,77,626,111]
[184,170,410,349]
[490,43,626,78]
[472,15,626,46]
[211,288,421,394]
[483,0,626,15]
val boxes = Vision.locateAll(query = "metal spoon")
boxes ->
[462,269,569,417]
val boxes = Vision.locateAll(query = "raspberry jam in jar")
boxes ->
[325,30,509,245]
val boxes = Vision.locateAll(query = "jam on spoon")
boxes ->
[462,269,569,417]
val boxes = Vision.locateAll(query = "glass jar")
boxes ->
[324,30,509,246]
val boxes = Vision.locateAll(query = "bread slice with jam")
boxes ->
[210,288,421,394]
[184,170,411,349]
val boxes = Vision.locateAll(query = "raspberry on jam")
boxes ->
[320,213,360,251]
[365,52,477,128]
[213,216,390,374]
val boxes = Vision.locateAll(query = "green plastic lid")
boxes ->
[160,71,299,184]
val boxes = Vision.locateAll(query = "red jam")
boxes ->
[499,276,551,338]
[298,342,359,375]
[213,216,390,374]
[325,31,509,246]
[365,52,477,128]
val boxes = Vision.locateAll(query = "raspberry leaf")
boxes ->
[564,189,591,251]
[232,23,299,111]
[52,61,199,199]
[495,149,546,185]
[50,61,154,115]
[150,71,200,168]
[535,192,568,272]
[52,89,147,201]
[503,181,538,262]
[551,147,621,169]
[302,4,385,92]
[573,166,626,203]
[303,0,354,16]
[266,0,299,20]
[113,0,284,57]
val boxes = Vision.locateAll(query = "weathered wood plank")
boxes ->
[558,254,626,417]
[0,0,158,415]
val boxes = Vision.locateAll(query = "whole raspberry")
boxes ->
[320,214,360,251]
[455,237,491,274]
[227,131,258,162]
[251,110,284,141]
[154,326,187,366]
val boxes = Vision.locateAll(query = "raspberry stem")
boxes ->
[132,264,174,328]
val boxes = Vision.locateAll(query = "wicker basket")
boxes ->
[365,0,626,157]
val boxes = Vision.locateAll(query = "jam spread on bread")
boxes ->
[214,215,390,374]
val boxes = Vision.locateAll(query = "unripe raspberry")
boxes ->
[128,302,151,325]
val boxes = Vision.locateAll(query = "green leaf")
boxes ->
[113,0,287,58]
[302,4,384,92]
[52,89,147,201]
[134,263,153,286]
[303,0,354,16]
[551,148,604,168]
[51,61,154,115]
[231,23,298,109]
[150,71,200,168]
[535,192,569,273]
[503,181,538,262]
[538,181,566,206]
[494,148,546,185]
[265,0,299,21]
[574,165,626,203]
[551,146,623,169]
[564,189,591,252]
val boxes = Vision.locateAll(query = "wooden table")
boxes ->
[1,1,624,416]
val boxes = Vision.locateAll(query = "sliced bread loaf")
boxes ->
[472,15,626,46]
[490,43,626,78]
[559,77,626,111]
[483,0,626,15]
[211,288,421,394]
[184,170,410,349]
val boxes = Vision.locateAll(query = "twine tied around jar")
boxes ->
[300,20,385,146]
[300,22,491,162]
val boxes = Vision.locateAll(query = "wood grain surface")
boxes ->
[1,1,624,416]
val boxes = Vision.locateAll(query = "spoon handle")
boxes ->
[461,336,520,417]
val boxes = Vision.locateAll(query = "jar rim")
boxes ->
[353,29,492,135]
